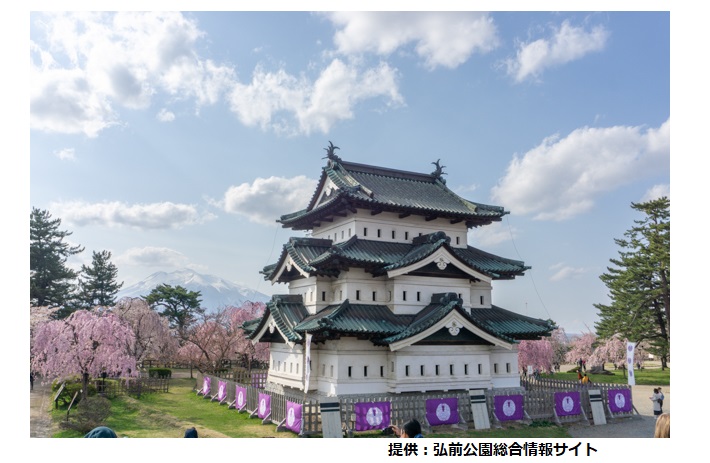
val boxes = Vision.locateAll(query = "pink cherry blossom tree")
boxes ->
[178,302,269,374]
[564,332,597,367]
[589,333,648,373]
[113,297,178,364]
[31,309,137,400]
[518,338,554,374]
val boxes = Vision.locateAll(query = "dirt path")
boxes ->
[30,378,57,438]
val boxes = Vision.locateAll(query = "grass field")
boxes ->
[543,364,670,386]
[51,376,571,438]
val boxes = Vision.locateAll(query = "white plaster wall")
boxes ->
[312,210,469,248]
[267,338,519,395]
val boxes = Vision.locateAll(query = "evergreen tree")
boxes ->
[76,250,123,308]
[143,284,204,338]
[30,208,84,307]
[594,197,670,369]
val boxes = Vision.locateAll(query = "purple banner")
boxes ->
[285,401,303,434]
[608,389,633,413]
[426,398,460,425]
[554,391,581,417]
[201,377,211,395]
[494,395,524,421]
[235,386,247,409]
[258,393,271,419]
[217,381,227,401]
[354,401,391,431]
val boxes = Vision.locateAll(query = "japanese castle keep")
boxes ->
[243,143,553,397]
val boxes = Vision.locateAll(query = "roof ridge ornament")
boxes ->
[431,159,447,184]
[323,141,342,164]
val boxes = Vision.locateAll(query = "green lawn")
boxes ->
[543,364,670,386]
[50,377,571,438]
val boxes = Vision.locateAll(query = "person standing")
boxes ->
[30,372,34,392]
[650,388,662,419]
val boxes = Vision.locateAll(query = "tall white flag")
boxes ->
[626,341,636,386]
[304,333,312,392]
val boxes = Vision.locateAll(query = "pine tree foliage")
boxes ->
[594,197,670,368]
[143,284,204,337]
[76,250,123,308]
[30,208,84,307]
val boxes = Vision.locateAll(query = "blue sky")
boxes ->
[27,9,671,335]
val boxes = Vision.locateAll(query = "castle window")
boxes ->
[278,361,281,371]
[377,229,382,238]
[391,361,394,373]
[372,291,377,301]
[405,365,410,376]
[348,366,352,377]
[435,365,440,376]
[330,365,334,377]
[290,363,293,373]
[341,230,344,239]
[416,291,421,302]
[364,227,368,237]
[339,290,343,300]
[464,364,469,375]
[450,364,454,375]
[356,290,361,300]
[391,230,396,239]
[364,366,368,377]
[348,228,352,237]
[405,231,409,240]
[322,291,326,302]
[458,293,462,299]
[494,363,499,374]
[456,237,460,245]
[420,365,425,376]
[478,364,482,375]
[380,366,384,377]
[402,291,407,301]
[506,363,511,373]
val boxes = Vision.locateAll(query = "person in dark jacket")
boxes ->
[184,427,198,438]
[85,426,117,438]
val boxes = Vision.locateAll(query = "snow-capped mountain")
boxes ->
[117,269,271,311]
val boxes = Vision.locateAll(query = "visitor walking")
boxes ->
[30,372,35,391]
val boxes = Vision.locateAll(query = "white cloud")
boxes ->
[30,12,234,137]
[468,221,516,247]
[642,184,670,202]
[220,176,318,225]
[504,20,609,83]
[31,12,405,138]
[156,108,175,122]
[117,246,190,267]
[326,12,499,70]
[49,200,215,229]
[228,59,403,135]
[491,119,670,221]
[53,148,76,161]
[549,262,586,282]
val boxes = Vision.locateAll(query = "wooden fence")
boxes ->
[93,377,170,398]
[520,376,636,422]
[196,373,637,436]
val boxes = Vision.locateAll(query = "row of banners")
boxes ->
[200,376,634,434]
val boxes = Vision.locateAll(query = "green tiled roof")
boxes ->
[262,233,529,282]
[279,159,507,230]
[468,306,556,342]
[244,295,310,342]
[294,300,413,336]
[242,293,553,346]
